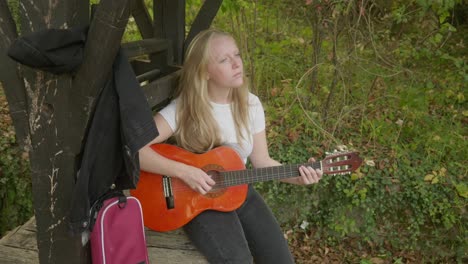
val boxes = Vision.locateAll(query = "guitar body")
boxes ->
[130,144,248,232]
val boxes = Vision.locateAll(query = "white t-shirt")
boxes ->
[159,93,265,163]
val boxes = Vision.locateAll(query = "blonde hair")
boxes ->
[174,29,250,153]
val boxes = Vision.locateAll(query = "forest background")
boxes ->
[0,0,466,263]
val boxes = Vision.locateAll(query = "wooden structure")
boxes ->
[0,218,208,263]
[0,0,222,263]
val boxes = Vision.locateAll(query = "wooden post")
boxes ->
[184,0,223,51]
[1,0,130,263]
[71,0,131,150]
[12,0,91,262]
[131,0,154,39]
[0,0,29,150]
[154,0,186,65]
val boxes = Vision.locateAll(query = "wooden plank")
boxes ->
[123,38,174,80]
[147,229,208,263]
[0,243,206,264]
[146,229,197,251]
[136,68,161,82]
[0,225,22,245]
[148,247,208,263]
[122,38,171,59]
[0,218,38,263]
[153,0,185,65]
[0,245,38,264]
[22,218,36,233]
[131,0,153,39]
[0,244,207,264]
[71,0,131,114]
[0,218,207,263]
[142,69,179,109]
[131,60,156,76]
[185,0,223,51]
[130,59,177,83]
[0,227,37,251]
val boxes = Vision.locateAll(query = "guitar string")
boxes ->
[143,146,355,193]
[156,162,331,193]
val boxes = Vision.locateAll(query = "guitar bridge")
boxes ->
[163,176,175,209]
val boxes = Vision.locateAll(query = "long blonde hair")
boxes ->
[174,29,250,153]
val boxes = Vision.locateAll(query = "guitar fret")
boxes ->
[221,162,321,187]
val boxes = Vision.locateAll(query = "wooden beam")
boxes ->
[0,0,30,150]
[131,60,157,76]
[131,0,153,39]
[122,38,171,59]
[71,0,131,151]
[136,68,161,82]
[72,0,130,103]
[153,0,185,65]
[142,69,179,109]
[185,0,223,51]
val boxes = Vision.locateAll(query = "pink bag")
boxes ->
[90,195,149,264]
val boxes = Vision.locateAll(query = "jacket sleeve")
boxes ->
[113,50,159,189]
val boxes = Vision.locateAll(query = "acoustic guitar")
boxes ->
[130,144,362,232]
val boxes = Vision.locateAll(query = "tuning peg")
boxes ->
[336,145,348,151]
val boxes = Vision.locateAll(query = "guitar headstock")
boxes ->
[322,151,363,175]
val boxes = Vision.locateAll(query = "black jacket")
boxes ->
[8,28,158,234]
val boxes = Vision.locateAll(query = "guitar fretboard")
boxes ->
[218,162,322,187]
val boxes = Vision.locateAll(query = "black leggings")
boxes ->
[183,185,294,264]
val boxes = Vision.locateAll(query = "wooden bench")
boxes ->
[0,218,208,263]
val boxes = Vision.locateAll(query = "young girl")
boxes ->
[139,29,323,263]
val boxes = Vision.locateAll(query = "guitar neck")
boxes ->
[219,161,322,187]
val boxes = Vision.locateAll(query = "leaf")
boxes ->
[424,174,434,182]
[370,257,385,264]
[455,183,468,198]
[287,130,300,141]
[457,92,465,103]
[351,171,362,180]
[439,167,447,177]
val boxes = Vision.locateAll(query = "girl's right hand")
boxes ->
[177,165,216,195]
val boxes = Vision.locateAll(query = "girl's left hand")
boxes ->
[296,157,323,185]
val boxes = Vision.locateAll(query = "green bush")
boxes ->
[0,88,32,237]
[216,0,468,261]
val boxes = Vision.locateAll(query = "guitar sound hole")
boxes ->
[206,170,226,198]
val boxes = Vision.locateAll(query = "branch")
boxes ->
[0,0,30,150]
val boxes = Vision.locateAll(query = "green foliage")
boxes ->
[0,89,32,237]
[206,0,467,262]
[123,17,143,43]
